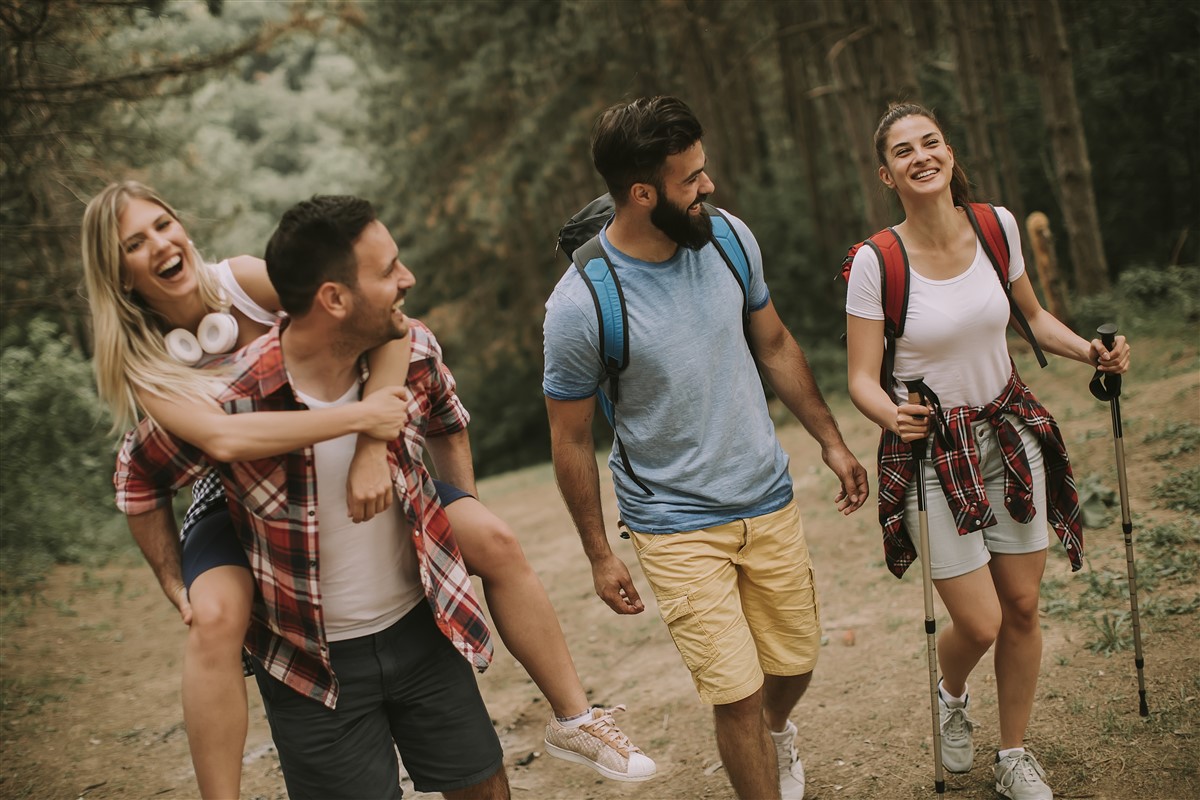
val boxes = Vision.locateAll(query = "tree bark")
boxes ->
[1019,0,1110,294]
[945,0,1001,202]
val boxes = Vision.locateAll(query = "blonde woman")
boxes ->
[83,182,654,798]
[83,181,412,798]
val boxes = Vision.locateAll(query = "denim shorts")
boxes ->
[906,414,1050,580]
[181,481,471,589]
[181,507,248,590]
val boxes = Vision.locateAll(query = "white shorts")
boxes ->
[906,414,1050,580]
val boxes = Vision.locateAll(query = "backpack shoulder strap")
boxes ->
[571,236,628,376]
[570,235,653,496]
[705,204,751,327]
[863,227,910,340]
[964,203,1048,367]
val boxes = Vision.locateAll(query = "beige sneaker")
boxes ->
[543,704,656,782]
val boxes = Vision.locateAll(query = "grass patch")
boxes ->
[1087,612,1133,655]
[1152,467,1200,513]
[1142,422,1200,458]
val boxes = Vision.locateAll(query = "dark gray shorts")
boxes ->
[252,602,503,799]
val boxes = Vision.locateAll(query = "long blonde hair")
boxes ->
[82,181,230,433]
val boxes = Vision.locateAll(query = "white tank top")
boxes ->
[212,259,283,327]
[294,383,424,641]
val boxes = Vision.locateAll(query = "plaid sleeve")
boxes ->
[410,322,469,438]
[114,419,210,515]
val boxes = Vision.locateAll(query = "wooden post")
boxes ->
[1026,211,1072,328]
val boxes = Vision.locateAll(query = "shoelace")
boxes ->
[999,753,1046,790]
[580,704,642,755]
[941,705,976,740]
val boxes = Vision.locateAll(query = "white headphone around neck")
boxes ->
[164,298,239,365]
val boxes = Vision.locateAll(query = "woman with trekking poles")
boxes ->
[843,103,1130,800]
[82,181,653,799]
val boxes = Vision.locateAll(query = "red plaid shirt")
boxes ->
[876,367,1083,578]
[115,321,493,708]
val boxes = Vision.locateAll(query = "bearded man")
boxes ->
[541,96,869,800]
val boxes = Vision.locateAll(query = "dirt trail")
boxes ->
[2,342,1197,800]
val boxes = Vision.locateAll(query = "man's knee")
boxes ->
[443,764,510,800]
[713,688,765,722]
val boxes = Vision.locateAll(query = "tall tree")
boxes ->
[1019,0,1110,294]
[0,0,305,350]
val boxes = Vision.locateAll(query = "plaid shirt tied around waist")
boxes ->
[876,367,1083,579]
[115,321,493,708]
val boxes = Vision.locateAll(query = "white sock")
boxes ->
[938,680,968,705]
[998,747,1026,760]
[556,709,592,728]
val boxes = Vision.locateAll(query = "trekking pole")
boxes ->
[903,378,945,796]
[1089,322,1149,717]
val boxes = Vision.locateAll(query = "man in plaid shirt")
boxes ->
[115,196,509,799]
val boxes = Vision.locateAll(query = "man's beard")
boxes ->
[337,291,408,357]
[650,190,712,251]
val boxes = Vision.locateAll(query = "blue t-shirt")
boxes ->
[542,211,793,533]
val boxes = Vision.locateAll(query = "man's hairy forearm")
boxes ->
[127,505,185,602]
[551,440,611,563]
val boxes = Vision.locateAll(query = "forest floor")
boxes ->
[2,335,1197,800]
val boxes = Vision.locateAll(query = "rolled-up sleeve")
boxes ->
[114,420,210,515]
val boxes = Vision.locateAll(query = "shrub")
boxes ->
[0,321,128,586]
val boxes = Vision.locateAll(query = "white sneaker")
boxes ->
[994,751,1054,800]
[769,720,805,800]
[544,705,656,782]
[938,692,976,773]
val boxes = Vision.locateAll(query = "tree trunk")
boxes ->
[945,0,1001,202]
[827,18,891,232]
[773,4,840,266]
[1019,0,1110,294]
[980,0,1028,236]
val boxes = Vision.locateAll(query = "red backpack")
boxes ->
[840,202,1047,389]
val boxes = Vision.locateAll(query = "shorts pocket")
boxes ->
[657,592,717,674]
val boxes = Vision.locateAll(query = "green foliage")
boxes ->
[1087,611,1132,655]
[0,322,128,586]
[1153,467,1200,514]
[1073,265,1200,337]
[1142,422,1200,458]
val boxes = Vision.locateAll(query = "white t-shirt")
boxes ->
[845,206,1025,409]
[295,383,424,642]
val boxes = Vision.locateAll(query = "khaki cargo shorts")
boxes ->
[629,499,821,705]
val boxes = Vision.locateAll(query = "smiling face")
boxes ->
[344,219,416,347]
[649,140,716,250]
[878,114,955,202]
[117,197,196,314]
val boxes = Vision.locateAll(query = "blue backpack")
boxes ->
[556,193,753,495]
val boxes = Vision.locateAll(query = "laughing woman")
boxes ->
[844,105,1129,800]
[83,181,653,798]
[83,181,413,798]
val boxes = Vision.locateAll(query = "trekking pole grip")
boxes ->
[1097,322,1118,351]
[902,378,928,461]
[1090,323,1123,402]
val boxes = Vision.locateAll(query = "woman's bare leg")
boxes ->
[447,497,588,716]
[989,551,1047,749]
[181,565,254,799]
